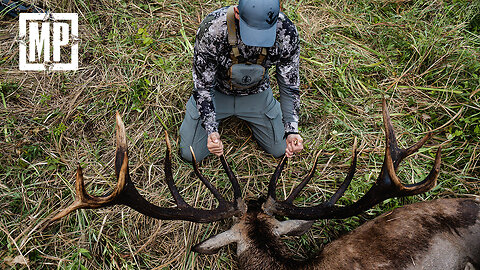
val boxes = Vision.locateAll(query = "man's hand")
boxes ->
[207,132,224,157]
[285,134,303,158]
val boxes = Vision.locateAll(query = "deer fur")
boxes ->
[193,197,480,270]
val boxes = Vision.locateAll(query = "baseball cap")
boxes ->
[237,0,280,47]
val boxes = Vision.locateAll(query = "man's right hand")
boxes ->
[207,132,224,156]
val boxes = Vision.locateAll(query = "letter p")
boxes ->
[53,22,69,62]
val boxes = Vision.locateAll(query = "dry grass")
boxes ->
[0,0,479,269]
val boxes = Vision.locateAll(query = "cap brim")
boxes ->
[239,18,277,47]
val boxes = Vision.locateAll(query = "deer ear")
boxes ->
[272,220,314,236]
[192,228,241,254]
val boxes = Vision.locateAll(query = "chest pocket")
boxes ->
[226,6,267,91]
[229,63,266,90]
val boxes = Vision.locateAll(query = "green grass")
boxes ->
[1,0,479,269]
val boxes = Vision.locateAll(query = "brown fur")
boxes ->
[236,212,313,270]
[235,198,480,270]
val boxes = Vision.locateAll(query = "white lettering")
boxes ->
[19,13,78,71]
[53,22,69,62]
[29,21,50,62]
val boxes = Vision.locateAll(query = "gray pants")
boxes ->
[179,89,286,162]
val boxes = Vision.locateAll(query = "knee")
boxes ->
[180,146,194,163]
[179,143,210,163]
[265,143,286,158]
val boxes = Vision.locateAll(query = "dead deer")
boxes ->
[51,100,480,270]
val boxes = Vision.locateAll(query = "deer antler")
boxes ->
[51,112,246,223]
[264,99,441,220]
[51,112,128,222]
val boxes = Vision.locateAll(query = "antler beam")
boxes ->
[264,99,441,220]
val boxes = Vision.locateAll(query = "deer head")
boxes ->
[51,99,447,269]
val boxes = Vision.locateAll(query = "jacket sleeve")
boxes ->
[191,14,223,135]
[275,18,301,134]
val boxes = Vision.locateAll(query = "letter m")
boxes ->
[29,21,50,62]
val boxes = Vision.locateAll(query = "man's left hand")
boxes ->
[285,134,303,158]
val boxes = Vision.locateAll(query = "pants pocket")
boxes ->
[264,102,284,145]
[179,96,208,162]
[186,96,201,120]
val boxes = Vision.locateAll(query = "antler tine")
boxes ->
[284,151,321,204]
[190,147,228,205]
[382,99,433,168]
[219,155,242,201]
[326,138,358,206]
[115,111,127,175]
[381,99,441,196]
[110,112,129,200]
[384,145,441,196]
[267,155,288,201]
[163,131,189,208]
[50,166,88,222]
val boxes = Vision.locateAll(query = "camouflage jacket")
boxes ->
[192,6,300,135]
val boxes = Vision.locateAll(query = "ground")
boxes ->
[0,0,479,269]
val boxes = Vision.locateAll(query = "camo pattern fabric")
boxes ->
[192,6,300,135]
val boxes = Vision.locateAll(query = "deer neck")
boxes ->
[236,212,319,270]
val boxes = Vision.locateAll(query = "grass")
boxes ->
[0,0,479,268]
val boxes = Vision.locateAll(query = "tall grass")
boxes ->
[0,0,479,268]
